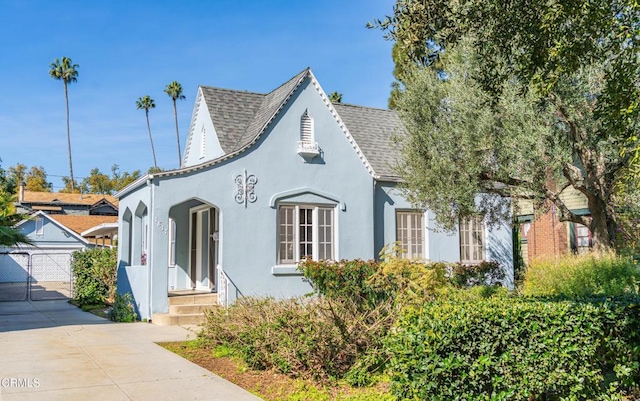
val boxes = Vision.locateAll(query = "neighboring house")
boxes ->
[0,212,117,301]
[515,188,591,264]
[16,185,118,216]
[115,68,514,320]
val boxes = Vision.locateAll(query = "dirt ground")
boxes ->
[160,342,391,401]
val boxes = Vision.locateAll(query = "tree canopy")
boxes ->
[165,81,186,167]
[371,0,640,249]
[136,95,158,169]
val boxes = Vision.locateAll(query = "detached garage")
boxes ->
[0,212,117,301]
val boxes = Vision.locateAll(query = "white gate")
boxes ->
[0,252,73,301]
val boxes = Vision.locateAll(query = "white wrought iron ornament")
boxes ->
[234,169,257,208]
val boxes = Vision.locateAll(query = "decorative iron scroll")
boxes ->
[234,169,257,208]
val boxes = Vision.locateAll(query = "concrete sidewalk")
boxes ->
[0,300,262,401]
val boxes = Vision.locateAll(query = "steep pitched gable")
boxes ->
[182,68,309,168]
[117,68,406,197]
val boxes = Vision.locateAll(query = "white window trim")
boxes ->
[395,210,426,260]
[459,217,486,264]
[276,204,336,266]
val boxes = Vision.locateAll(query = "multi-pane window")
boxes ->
[575,223,592,254]
[396,211,424,259]
[278,205,334,264]
[460,217,485,264]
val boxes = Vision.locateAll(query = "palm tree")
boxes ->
[49,57,79,192]
[164,81,186,167]
[0,191,29,246]
[136,96,158,169]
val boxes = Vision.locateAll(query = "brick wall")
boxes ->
[526,205,569,264]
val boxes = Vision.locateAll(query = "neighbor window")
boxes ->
[278,205,334,264]
[35,217,44,236]
[396,211,424,259]
[575,223,592,254]
[460,217,485,264]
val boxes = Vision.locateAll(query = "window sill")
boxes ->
[271,265,303,276]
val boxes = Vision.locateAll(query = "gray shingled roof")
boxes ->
[165,69,406,184]
[200,68,309,154]
[333,103,406,181]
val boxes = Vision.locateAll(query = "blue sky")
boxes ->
[0,0,396,191]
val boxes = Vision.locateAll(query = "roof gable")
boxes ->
[14,211,90,245]
[21,191,119,207]
[116,68,406,197]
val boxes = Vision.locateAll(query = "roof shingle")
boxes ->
[21,191,119,207]
[49,215,118,236]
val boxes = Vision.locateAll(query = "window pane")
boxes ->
[396,211,423,259]
[299,207,313,260]
[460,217,484,264]
[318,208,333,260]
[278,206,295,263]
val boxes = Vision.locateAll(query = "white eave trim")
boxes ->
[308,70,378,180]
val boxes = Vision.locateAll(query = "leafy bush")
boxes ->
[199,296,394,381]
[449,260,505,288]
[108,292,137,322]
[299,258,390,310]
[71,247,117,306]
[522,252,640,296]
[386,293,640,400]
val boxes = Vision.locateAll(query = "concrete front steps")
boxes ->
[152,292,219,326]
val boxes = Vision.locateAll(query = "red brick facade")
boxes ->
[522,206,570,265]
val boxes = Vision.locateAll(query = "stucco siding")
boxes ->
[183,88,224,167]
[17,217,86,248]
[131,76,377,313]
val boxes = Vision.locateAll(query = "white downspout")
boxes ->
[147,175,155,320]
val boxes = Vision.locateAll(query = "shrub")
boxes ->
[299,258,390,310]
[449,260,505,288]
[108,292,137,322]
[522,252,640,296]
[199,296,394,381]
[71,247,117,306]
[386,293,640,400]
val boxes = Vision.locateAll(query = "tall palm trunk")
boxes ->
[64,81,75,192]
[173,99,181,166]
[146,110,158,168]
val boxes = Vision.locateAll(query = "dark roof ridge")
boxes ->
[199,85,266,96]
[264,67,310,96]
[333,102,396,113]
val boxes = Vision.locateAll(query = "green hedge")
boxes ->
[71,247,117,306]
[386,293,640,400]
[522,252,640,297]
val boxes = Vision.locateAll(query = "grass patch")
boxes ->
[160,340,394,401]
[68,299,111,319]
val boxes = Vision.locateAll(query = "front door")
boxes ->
[190,207,217,291]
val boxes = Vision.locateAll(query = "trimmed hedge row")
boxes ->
[386,293,640,400]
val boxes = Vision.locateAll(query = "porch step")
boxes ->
[169,303,217,314]
[168,293,218,305]
[152,313,207,326]
[153,292,220,326]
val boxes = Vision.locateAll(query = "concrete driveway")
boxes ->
[0,300,262,401]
